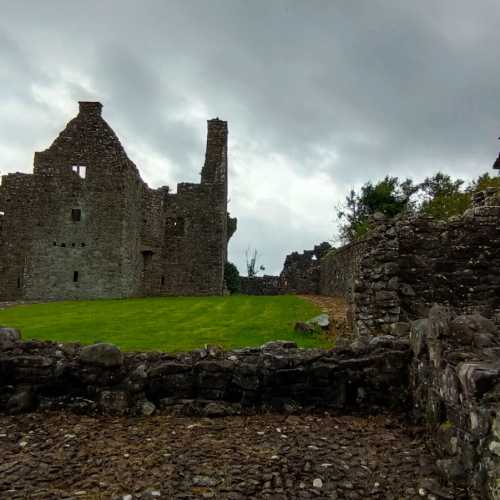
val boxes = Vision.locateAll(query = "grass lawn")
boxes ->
[0,295,331,352]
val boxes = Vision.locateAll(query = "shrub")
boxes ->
[224,262,241,294]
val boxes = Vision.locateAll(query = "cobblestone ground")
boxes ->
[0,412,466,499]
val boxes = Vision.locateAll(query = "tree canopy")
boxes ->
[337,171,500,243]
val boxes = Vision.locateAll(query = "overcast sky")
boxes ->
[1,1,499,274]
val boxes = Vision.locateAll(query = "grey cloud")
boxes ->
[1,1,500,273]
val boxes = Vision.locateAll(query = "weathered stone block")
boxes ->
[80,343,123,368]
[0,327,21,349]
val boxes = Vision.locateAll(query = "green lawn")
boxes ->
[0,295,330,352]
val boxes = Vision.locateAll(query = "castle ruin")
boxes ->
[0,101,237,300]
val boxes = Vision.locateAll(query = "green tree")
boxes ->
[337,176,417,242]
[419,172,470,220]
[224,262,241,294]
[469,172,500,192]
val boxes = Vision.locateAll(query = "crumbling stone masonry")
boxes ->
[320,188,500,337]
[0,330,410,417]
[240,242,331,295]
[280,241,331,294]
[0,102,236,300]
[410,305,500,499]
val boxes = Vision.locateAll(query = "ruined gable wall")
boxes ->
[24,102,144,300]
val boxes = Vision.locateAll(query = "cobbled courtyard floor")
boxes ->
[0,412,467,500]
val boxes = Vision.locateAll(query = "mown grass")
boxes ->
[0,295,330,352]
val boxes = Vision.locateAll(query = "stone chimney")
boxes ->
[201,118,228,185]
[78,101,103,117]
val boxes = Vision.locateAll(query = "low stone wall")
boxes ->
[240,276,284,295]
[409,305,500,499]
[0,329,410,417]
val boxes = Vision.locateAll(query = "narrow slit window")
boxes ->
[73,271,79,282]
[161,276,165,286]
[71,209,81,222]
[174,217,185,235]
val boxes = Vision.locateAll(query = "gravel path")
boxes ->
[0,412,466,499]
[298,295,351,338]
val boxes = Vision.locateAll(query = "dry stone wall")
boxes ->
[0,102,236,301]
[319,240,367,301]
[240,243,331,296]
[240,276,284,295]
[280,242,331,294]
[0,329,410,417]
[320,188,500,337]
[409,305,500,499]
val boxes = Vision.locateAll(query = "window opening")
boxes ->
[17,275,21,288]
[53,242,57,246]
[71,243,76,247]
[81,243,86,247]
[61,243,66,247]
[161,276,165,286]
[71,209,81,222]
[71,165,87,179]
[73,271,79,282]
[142,250,153,270]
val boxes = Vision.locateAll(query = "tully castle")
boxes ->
[0,102,236,301]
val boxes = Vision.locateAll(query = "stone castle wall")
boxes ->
[0,102,236,300]
[320,188,500,337]
[279,242,331,294]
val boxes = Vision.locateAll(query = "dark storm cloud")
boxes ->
[1,0,500,273]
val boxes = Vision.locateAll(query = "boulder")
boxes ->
[0,327,21,349]
[80,343,123,368]
[6,389,35,413]
[307,313,330,331]
[134,399,156,416]
[450,314,499,348]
